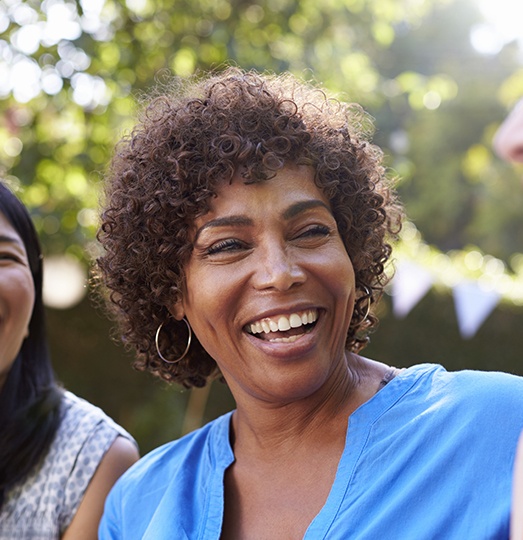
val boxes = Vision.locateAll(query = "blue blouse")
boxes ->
[100,364,523,539]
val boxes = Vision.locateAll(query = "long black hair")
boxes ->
[0,183,62,508]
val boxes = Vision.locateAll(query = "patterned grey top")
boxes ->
[0,391,136,539]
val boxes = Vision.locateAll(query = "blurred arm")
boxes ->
[493,99,523,163]
[511,433,523,540]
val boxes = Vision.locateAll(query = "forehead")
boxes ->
[202,165,329,219]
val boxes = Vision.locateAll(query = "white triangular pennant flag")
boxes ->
[390,261,434,318]
[452,281,500,339]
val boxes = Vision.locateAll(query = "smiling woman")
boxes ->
[175,165,357,404]
[0,214,34,383]
[98,69,397,390]
[0,183,139,540]
[97,68,523,539]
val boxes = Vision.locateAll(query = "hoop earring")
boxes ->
[155,317,192,364]
[360,285,372,322]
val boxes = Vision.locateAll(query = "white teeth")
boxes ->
[278,316,291,331]
[268,335,300,343]
[290,313,302,328]
[247,309,318,335]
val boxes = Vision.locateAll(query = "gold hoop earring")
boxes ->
[155,318,192,364]
[360,285,372,322]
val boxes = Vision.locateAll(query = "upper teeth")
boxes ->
[247,310,318,335]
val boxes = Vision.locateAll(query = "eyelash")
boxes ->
[298,225,331,238]
[205,225,331,256]
[206,238,246,255]
[0,254,20,262]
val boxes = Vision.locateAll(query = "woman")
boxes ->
[0,183,139,539]
[98,68,523,539]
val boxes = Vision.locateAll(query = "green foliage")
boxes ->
[1,0,521,266]
[369,0,523,264]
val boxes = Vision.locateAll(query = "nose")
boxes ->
[252,242,306,291]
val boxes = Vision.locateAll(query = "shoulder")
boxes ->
[375,364,523,470]
[123,411,230,483]
[396,364,523,430]
[59,391,109,434]
[58,389,138,459]
[54,392,138,530]
[100,413,233,539]
[61,391,131,433]
[62,436,139,540]
[107,412,232,508]
[59,390,136,450]
[101,436,140,472]
[401,363,523,398]
[424,364,523,402]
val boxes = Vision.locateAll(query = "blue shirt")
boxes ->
[99,364,523,539]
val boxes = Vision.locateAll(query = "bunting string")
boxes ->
[387,221,523,338]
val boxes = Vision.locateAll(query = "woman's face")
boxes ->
[173,165,356,404]
[0,211,35,391]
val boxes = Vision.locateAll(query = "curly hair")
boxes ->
[97,67,402,388]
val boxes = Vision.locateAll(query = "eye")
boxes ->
[205,238,247,255]
[291,224,334,248]
[296,224,331,239]
[0,253,21,263]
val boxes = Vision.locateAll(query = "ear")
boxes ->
[168,298,185,321]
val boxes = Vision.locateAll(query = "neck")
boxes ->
[228,354,387,458]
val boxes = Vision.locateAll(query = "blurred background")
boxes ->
[1,0,523,454]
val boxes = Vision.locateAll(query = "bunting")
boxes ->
[390,261,434,318]
[452,281,501,339]
[386,221,523,339]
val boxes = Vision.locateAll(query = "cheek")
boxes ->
[2,275,35,361]
[183,270,233,329]
[183,257,245,310]
[16,277,35,328]
[326,255,356,322]
[181,267,247,363]
[322,246,355,291]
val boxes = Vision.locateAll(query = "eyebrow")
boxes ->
[194,199,330,242]
[282,200,330,220]
[194,216,253,243]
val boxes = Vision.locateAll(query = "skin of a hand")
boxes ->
[493,99,523,163]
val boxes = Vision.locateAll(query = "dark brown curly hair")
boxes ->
[97,67,402,388]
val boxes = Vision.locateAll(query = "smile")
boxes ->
[245,309,319,343]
